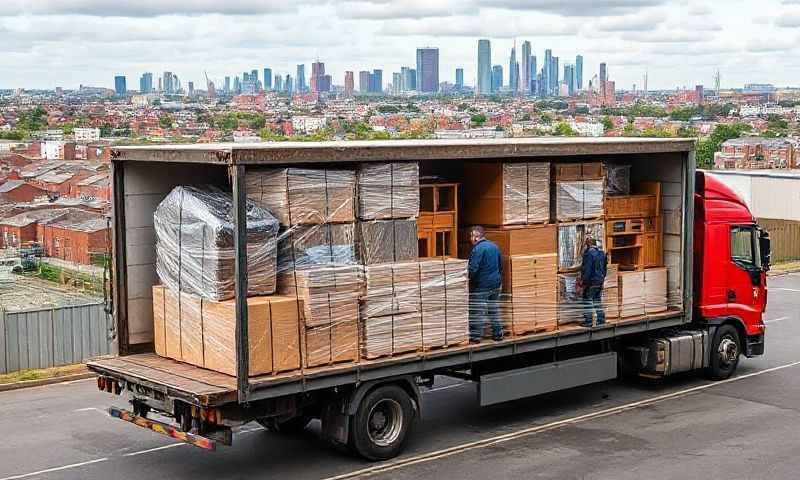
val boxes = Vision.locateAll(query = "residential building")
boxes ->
[392,72,402,95]
[477,39,492,95]
[416,47,439,93]
[696,85,704,105]
[371,69,383,94]
[74,128,101,142]
[224,76,231,94]
[0,180,47,204]
[542,49,552,97]
[291,116,328,134]
[715,138,796,169]
[114,76,126,95]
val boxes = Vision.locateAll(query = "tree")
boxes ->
[623,120,636,136]
[640,127,675,138]
[378,105,399,114]
[601,116,614,132]
[695,123,751,169]
[552,122,577,136]
[158,113,174,129]
[62,123,75,135]
[99,122,114,137]
[470,113,487,127]
[677,126,699,138]
[669,106,700,121]
[539,112,553,124]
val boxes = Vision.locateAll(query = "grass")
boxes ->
[769,260,800,275]
[0,364,87,384]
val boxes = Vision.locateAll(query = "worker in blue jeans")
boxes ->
[580,237,607,327]
[467,226,503,343]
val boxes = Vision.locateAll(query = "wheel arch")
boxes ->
[704,316,747,347]
[346,376,421,419]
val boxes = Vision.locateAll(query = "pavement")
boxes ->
[0,273,798,480]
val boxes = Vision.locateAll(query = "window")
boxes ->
[731,226,761,269]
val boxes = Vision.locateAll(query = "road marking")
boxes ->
[771,287,800,292]
[0,458,108,480]
[322,359,800,480]
[424,382,468,394]
[73,407,105,413]
[766,316,790,324]
[123,443,185,457]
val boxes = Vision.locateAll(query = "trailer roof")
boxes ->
[111,137,694,165]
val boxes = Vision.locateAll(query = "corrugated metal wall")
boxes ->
[0,303,114,374]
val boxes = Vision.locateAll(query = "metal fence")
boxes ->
[758,218,800,264]
[0,303,114,374]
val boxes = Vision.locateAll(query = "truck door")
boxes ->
[727,225,765,334]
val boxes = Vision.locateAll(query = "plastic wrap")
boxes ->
[527,162,550,223]
[500,254,558,335]
[558,222,605,271]
[154,186,279,301]
[583,180,604,218]
[277,223,356,273]
[358,162,420,220]
[357,219,418,265]
[246,167,356,225]
[557,273,583,325]
[503,163,529,225]
[605,164,631,195]
[556,181,584,221]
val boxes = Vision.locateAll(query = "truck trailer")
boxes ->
[88,138,769,460]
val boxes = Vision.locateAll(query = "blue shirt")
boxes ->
[468,239,503,291]
[581,246,607,286]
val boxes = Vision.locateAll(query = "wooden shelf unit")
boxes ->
[418,183,459,258]
[605,216,662,271]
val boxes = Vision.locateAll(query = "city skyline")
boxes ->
[2,1,800,90]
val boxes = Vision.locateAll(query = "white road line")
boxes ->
[123,443,185,457]
[766,316,790,324]
[424,382,468,394]
[771,287,800,292]
[321,359,800,480]
[73,407,105,413]
[0,458,108,480]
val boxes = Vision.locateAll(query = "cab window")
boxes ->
[731,226,761,269]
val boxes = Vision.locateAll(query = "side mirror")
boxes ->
[759,228,771,272]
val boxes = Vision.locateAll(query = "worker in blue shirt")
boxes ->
[579,236,607,327]
[467,226,504,343]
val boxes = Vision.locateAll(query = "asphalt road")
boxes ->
[1,273,799,480]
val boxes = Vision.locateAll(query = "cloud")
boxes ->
[745,36,798,52]
[687,4,712,15]
[621,29,709,43]
[335,0,477,19]
[480,0,667,16]
[379,14,578,37]
[0,0,298,17]
[776,9,800,27]
[594,11,665,31]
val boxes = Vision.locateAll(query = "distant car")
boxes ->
[0,257,22,284]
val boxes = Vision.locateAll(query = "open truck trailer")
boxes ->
[88,138,768,460]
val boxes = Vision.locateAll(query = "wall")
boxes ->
[758,218,800,264]
[710,170,800,222]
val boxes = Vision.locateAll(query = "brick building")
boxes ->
[714,137,797,169]
[39,212,109,265]
[0,180,48,203]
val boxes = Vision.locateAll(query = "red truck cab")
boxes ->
[694,171,769,368]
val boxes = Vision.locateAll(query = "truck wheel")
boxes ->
[349,385,413,461]
[706,324,741,380]
[256,415,312,434]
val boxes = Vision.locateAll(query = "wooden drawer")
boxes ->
[607,218,644,235]
[433,212,455,229]
[605,195,658,219]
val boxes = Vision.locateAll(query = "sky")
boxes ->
[1,0,800,91]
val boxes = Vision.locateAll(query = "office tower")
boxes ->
[695,85,704,105]
[163,72,174,94]
[551,57,559,95]
[576,55,584,90]
[263,68,272,90]
[600,62,607,84]
[233,76,241,94]
[477,39,492,95]
[320,75,332,92]
[520,40,531,94]
[188,81,194,97]
[564,64,575,96]
[296,64,306,92]
[508,44,518,92]
[401,67,416,91]
[416,47,439,93]
[274,75,283,92]
[157,77,162,92]
[371,69,383,93]
[455,68,464,90]
[392,72,402,95]
[491,65,503,93]
[114,76,126,95]
[359,71,371,93]
[224,76,231,94]
[139,72,153,93]
[285,74,293,94]
[542,50,552,97]
[251,69,259,88]
[530,55,537,95]
[344,71,354,96]
[311,61,324,92]
[408,69,416,90]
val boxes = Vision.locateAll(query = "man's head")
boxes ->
[584,236,597,248]
[470,225,485,246]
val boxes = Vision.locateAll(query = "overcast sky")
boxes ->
[1,0,799,91]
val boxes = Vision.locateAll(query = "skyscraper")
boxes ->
[416,47,439,93]
[576,55,584,91]
[508,44,518,92]
[296,64,306,92]
[114,76,126,95]
[564,64,575,96]
[371,69,383,93]
[251,69,259,89]
[274,75,282,92]
[530,56,537,94]
[551,57,559,95]
[600,62,607,84]
[311,61,325,92]
[491,65,503,93]
[188,81,194,97]
[139,72,153,93]
[359,71,371,93]
[520,40,531,94]
[344,71,354,96]
[542,49,552,97]
[408,69,417,90]
[263,68,272,90]
[477,39,492,95]
[285,74,293,94]
[455,68,464,90]
[163,72,174,94]
[233,76,241,94]
[224,76,231,94]
[392,72,402,95]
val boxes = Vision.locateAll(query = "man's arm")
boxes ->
[468,244,483,280]
[580,251,591,283]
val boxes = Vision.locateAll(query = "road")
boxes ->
[1,273,798,480]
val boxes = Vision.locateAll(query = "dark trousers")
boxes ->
[469,288,502,341]
[582,285,606,326]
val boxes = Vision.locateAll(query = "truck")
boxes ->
[88,138,770,461]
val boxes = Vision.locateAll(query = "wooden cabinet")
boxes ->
[419,183,459,258]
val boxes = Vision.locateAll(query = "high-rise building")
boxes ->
[477,39,492,95]
[233,76,241,94]
[296,64,306,92]
[371,69,383,93]
[542,49,552,97]
[344,71,354,96]
[274,75,283,92]
[263,68,272,90]
[139,72,153,93]
[564,64,575,96]
[188,81,195,97]
[158,77,162,92]
[416,47,439,93]
[401,67,416,91]
[576,55,584,91]
[695,85,704,105]
[224,76,231,94]
[600,62,607,84]
[491,65,503,93]
[163,72,174,94]
[285,74,293,94]
[251,69,259,89]
[114,75,126,95]
[508,44,518,92]
[392,72,402,95]
[455,68,464,90]
[520,40,531,94]
[359,71,371,93]
[530,56,537,94]
[551,57,559,95]
[311,61,324,92]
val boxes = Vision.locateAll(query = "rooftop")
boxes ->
[0,180,26,193]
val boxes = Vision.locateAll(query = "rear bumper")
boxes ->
[745,334,765,357]
[108,407,221,450]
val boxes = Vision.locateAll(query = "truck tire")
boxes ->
[706,324,741,380]
[349,385,414,461]
[256,415,312,434]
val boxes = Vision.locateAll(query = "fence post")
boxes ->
[0,308,5,374]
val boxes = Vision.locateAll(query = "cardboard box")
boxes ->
[462,162,550,227]
[202,297,273,377]
[164,287,182,361]
[361,316,393,359]
[303,325,331,368]
[152,286,166,357]
[179,292,204,368]
[267,296,302,373]
[603,287,620,319]
[644,267,668,314]
[619,271,646,318]
[479,224,558,258]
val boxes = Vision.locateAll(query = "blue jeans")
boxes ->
[470,288,503,341]
[582,285,606,326]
